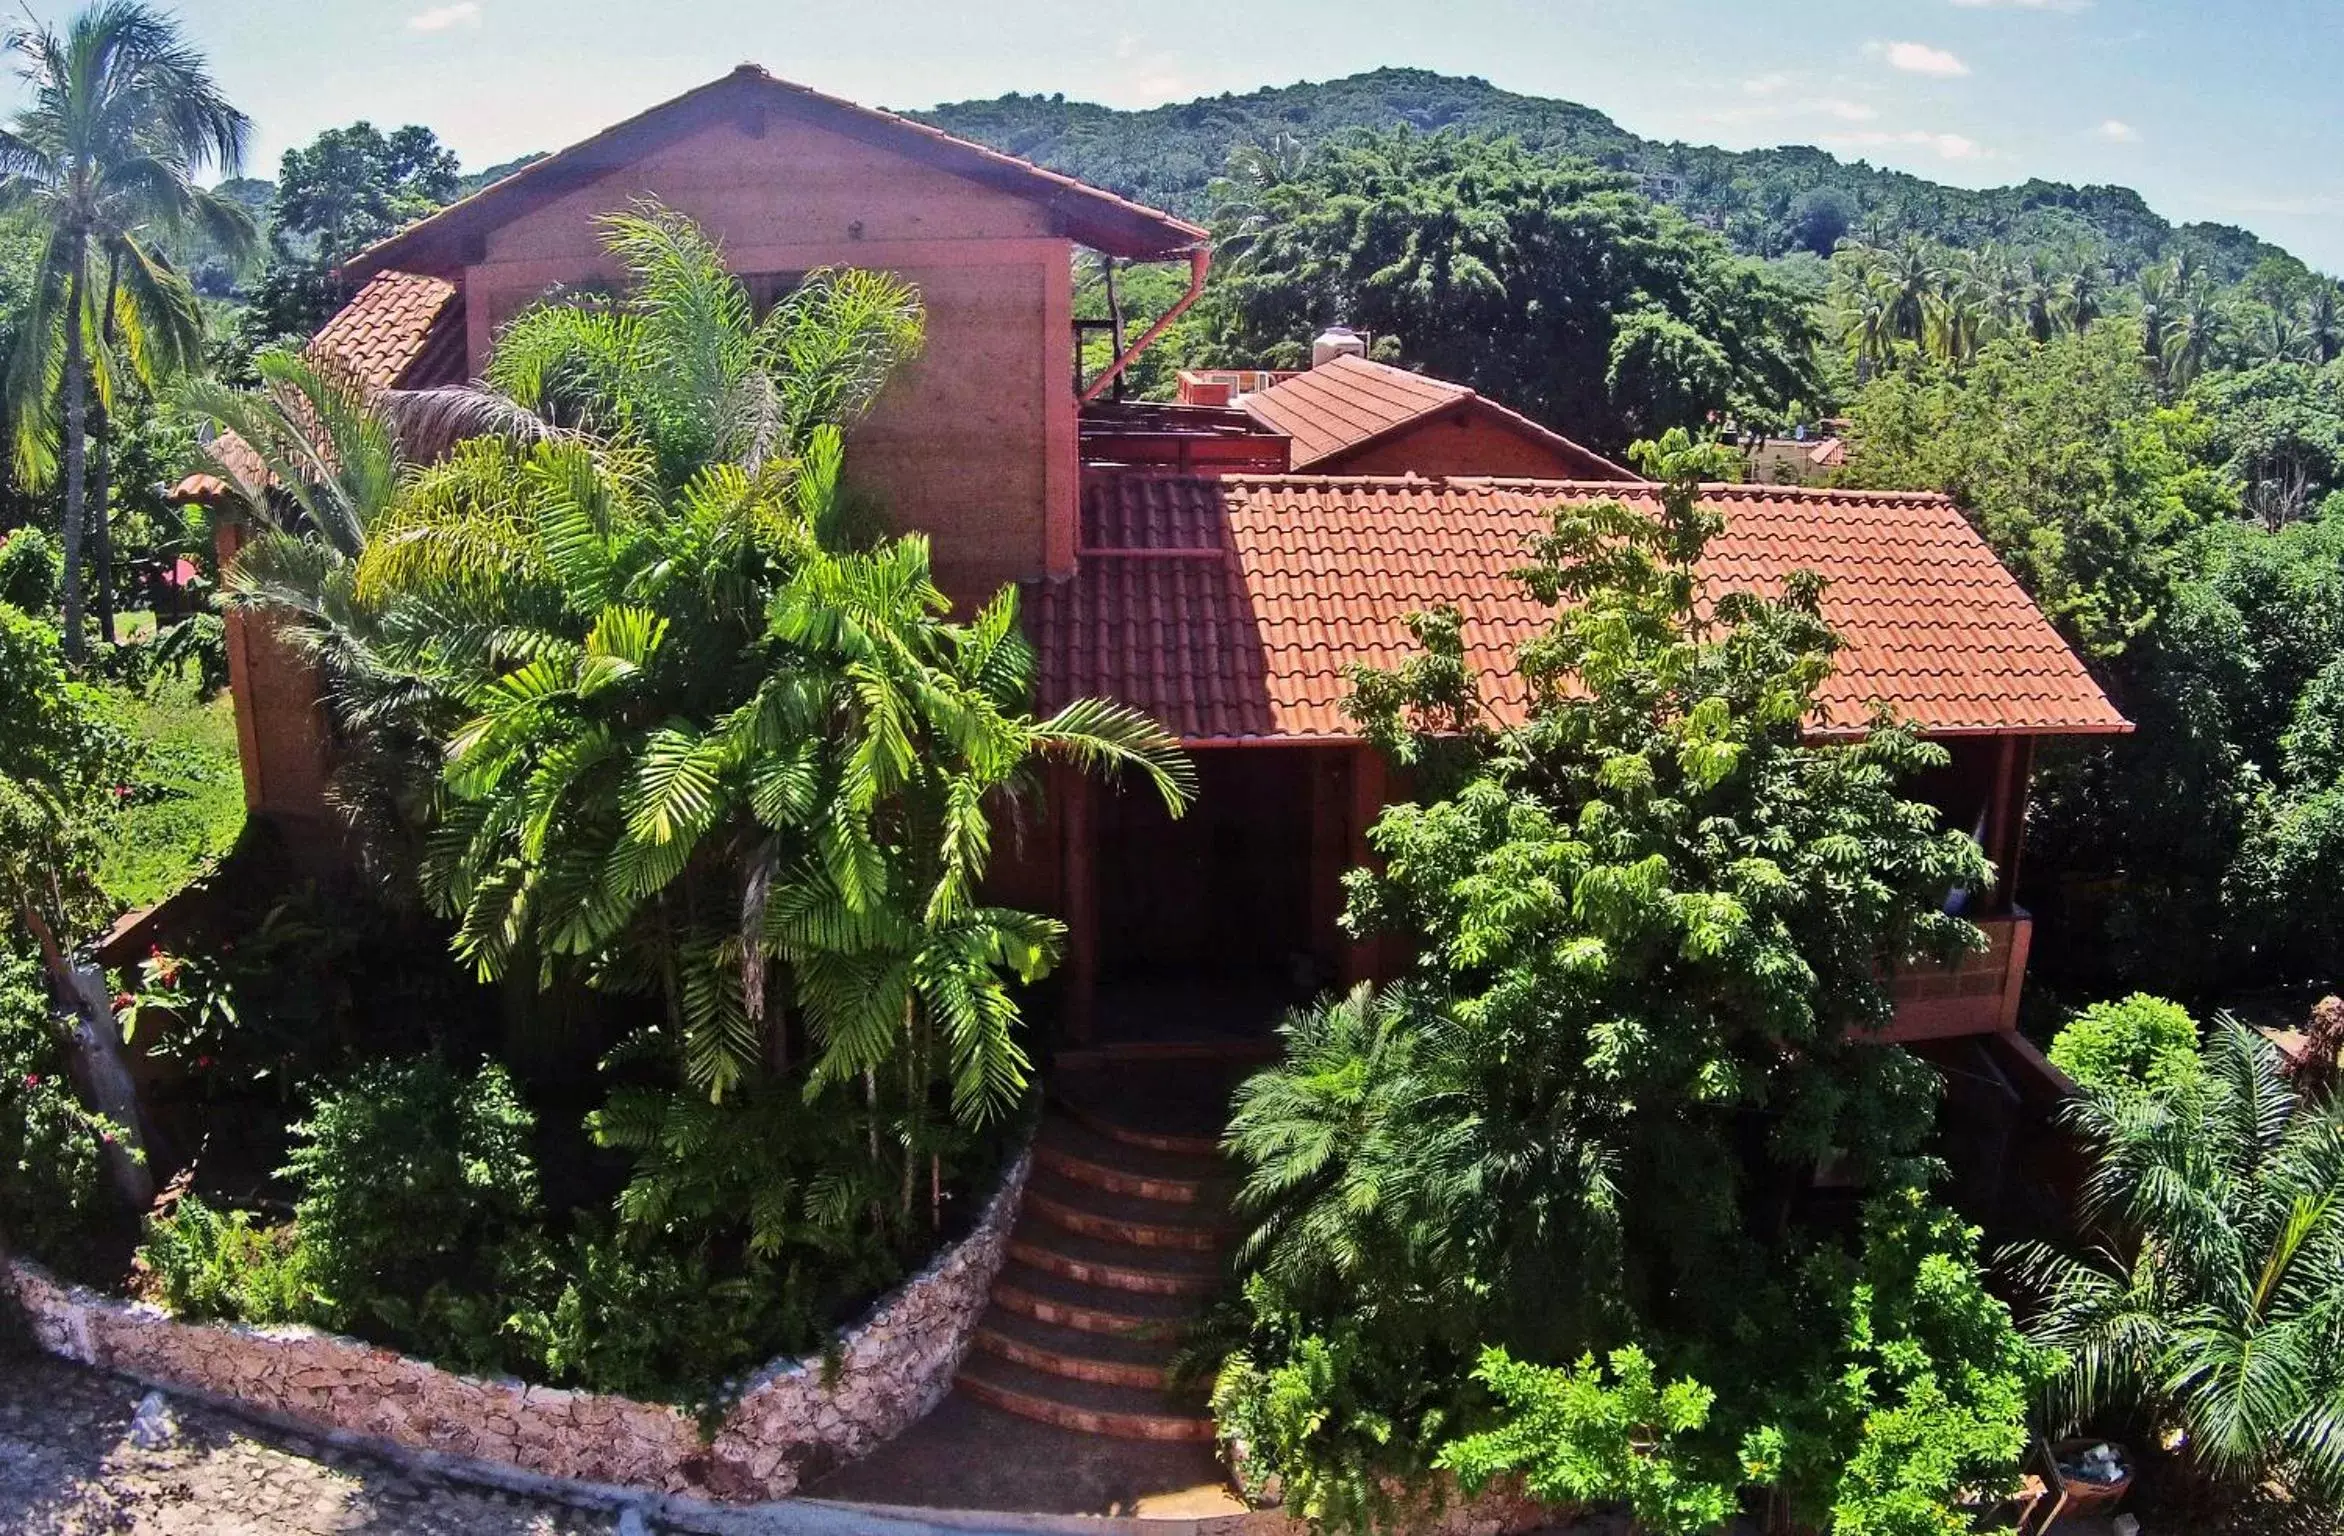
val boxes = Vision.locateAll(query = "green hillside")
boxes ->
[918,67,2298,281]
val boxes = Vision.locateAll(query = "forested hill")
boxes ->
[918,67,2299,282]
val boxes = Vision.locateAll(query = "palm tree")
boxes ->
[1882,236,1941,346]
[2013,1019,2344,1507]
[0,1,253,658]
[2304,282,2344,366]
[210,207,1195,1134]
[1841,279,1895,384]
[2161,285,2225,391]
[2063,262,2109,332]
[1208,132,1311,263]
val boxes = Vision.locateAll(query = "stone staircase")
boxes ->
[955,1104,1231,1441]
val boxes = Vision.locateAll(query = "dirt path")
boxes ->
[0,1341,621,1536]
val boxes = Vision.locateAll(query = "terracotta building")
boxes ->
[179,67,2126,1438]
[1180,350,1633,479]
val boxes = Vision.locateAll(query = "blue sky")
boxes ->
[20,0,2344,271]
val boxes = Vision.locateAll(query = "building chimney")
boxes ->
[1311,326,1367,368]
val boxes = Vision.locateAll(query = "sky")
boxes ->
[14,0,2344,271]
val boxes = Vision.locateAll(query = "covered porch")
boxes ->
[1015,729,2049,1053]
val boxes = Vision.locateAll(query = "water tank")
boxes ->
[1311,326,1368,367]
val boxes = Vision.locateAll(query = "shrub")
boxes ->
[1439,1346,1736,1536]
[0,944,118,1271]
[139,1198,312,1324]
[504,1220,831,1409]
[0,528,61,615]
[149,614,229,699]
[2047,994,2202,1094]
[282,1057,542,1334]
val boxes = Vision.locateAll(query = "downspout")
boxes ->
[1079,246,1210,405]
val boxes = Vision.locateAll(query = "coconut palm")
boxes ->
[2012,1018,2344,1506]
[2304,282,2344,366]
[1882,236,1940,346]
[2161,285,2225,391]
[0,1,253,657]
[2063,262,2109,332]
[1841,279,1896,384]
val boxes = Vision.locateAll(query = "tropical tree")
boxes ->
[0,0,253,658]
[1212,433,1999,1526]
[2013,1018,2344,1508]
[206,208,1195,1256]
[1190,129,1819,451]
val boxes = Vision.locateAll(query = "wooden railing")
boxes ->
[1881,909,2032,1042]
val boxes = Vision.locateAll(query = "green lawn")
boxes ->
[94,668,246,912]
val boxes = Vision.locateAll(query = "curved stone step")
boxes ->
[956,1355,1215,1442]
[1034,1120,1231,1205]
[972,1304,1176,1389]
[1023,1168,1231,1253]
[991,1261,1197,1340]
[1007,1220,1225,1297]
[1057,1095,1224,1159]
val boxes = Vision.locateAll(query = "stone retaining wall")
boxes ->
[3,1148,1030,1502]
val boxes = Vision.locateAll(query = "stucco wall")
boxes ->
[454,113,1077,597]
[4,1148,1029,1502]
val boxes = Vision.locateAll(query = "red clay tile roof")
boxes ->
[309,270,462,390]
[348,65,1206,281]
[1031,472,2130,744]
[1239,355,1634,479]
[173,271,461,504]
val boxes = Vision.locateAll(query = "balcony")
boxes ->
[1880,909,2033,1042]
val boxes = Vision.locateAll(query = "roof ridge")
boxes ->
[345,67,1205,280]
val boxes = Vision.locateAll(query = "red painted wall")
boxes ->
[1325,405,1615,479]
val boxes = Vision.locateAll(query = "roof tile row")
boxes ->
[1031,472,2130,744]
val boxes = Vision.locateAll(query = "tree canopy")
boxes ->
[1185,129,1821,450]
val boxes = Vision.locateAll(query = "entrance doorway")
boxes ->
[1089,748,1333,1045]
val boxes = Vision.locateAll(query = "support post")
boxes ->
[1342,745,1389,987]
[1059,767,1098,1044]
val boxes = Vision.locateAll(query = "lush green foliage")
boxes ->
[1211,436,2026,1531]
[1439,1347,1736,1535]
[1747,1192,2045,1536]
[2047,995,2203,1095]
[0,942,116,1269]
[922,68,2295,280]
[2014,1018,2344,1505]
[140,1196,312,1323]
[1840,324,2233,660]
[1184,130,1819,449]
[1841,323,2344,998]
[86,668,243,909]
[0,526,60,611]
[282,1056,543,1335]
[226,122,460,363]
[0,0,254,657]
[0,602,133,951]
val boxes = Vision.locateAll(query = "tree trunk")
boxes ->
[21,905,154,1210]
[90,256,121,647]
[59,254,89,662]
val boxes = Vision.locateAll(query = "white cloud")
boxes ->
[1828,128,1987,161]
[2096,118,2140,142]
[407,3,480,31]
[1819,99,1880,122]
[1743,72,1790,96]
[1870,40,1972,77]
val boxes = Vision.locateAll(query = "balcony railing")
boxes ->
[1880,909,2032,1042]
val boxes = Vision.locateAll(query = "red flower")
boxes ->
[21,1073,38,1089]
[195,1056,215,1069]
[148,943,162,958]
[112,992,135,1013]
